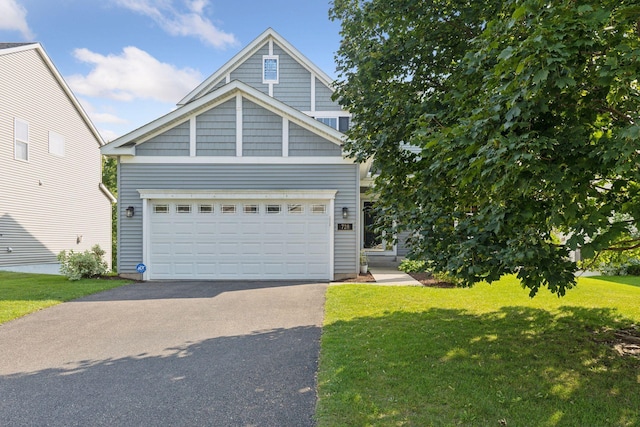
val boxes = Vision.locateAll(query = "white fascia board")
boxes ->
[120,156,353,165]
[238,83,345,146]
[102,88,239,151]
[100,144,136,156]
[2,43,105,147]
[137,189,338,200]
[107,80,345,152]
[178,28,336,105]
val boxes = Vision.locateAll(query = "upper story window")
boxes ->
[14,118,29,161]
[314,116,350,133]
[49,131,65,157]
[263,55,279,84]
[317,117,337,129]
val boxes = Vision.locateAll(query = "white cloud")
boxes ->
[113,0,238,49]
[77,98,128,125]
[0,0,35,40]
[67,46,202,103]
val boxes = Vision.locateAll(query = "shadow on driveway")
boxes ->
[0,280,327,426]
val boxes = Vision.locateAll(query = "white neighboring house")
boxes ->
[0,42,115,274]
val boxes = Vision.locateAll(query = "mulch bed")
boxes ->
[333,272,376,283]
[408,272,457,288]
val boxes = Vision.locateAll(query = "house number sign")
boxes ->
[337,223,354,231]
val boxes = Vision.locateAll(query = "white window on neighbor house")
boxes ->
[263,55,279,83]
[48,131,65,157]
[14,118,29,161]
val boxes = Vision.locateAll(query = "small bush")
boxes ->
[399,259,429,273]
[58,245,108,281]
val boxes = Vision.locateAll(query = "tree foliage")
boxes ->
[102,156,118,269]
[331,0,640,296]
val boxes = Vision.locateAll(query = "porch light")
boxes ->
[342,207,349,218]
[125,206,135,218]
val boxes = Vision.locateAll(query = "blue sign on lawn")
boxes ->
[136,263,147,273]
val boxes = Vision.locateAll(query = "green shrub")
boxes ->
[398,258,428,273]
[58,245,108,281]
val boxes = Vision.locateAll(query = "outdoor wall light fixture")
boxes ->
[125,206,135,218]
[342,207,349,218]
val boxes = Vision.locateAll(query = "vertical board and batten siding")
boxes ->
[196,99,236,156]
[118,163,358,277]
[272,44,311,111]
[242,99,282,156]
[230,44,269,95]
[314,77,341,111]
[289,123,342,157]
[0,48,112,267]
[136,121,190,156]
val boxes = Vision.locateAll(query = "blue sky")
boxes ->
[0,0,342,141]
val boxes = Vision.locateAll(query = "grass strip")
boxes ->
[0,271,131,324]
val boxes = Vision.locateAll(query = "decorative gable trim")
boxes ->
[101,80,345,156]
[177,28,335,106]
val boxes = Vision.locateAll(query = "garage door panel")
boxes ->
[149,199,331,280]
[217,242,240,254]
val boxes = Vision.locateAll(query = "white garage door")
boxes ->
[148,199,331,280]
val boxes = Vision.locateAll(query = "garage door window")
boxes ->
[312,204,327,214]
[176,204,191,213]
[288,204,304,214]
[244,204,259,214]
[267,204,281,214]
[154,204,169,213]
[222,204,236,214]
[199,204,214,213]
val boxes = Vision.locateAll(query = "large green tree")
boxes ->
[331,0,640,296]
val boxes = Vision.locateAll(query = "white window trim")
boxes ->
[14,118,29,162]
[263,55,279,84]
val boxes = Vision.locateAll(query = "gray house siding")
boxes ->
[272,44,311,111]
[137,121,190,156]
[196,99,236,156]
[243,99,282,156]
[131,96,341,158]
[230,44,269,96]
[289,122,342,156]
[314,77,341,111]
[118,163,358,277]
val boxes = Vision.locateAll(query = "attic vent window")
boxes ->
[263,55,279,84]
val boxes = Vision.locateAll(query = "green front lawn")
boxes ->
[317,276,640,427]
[0,271,131,324]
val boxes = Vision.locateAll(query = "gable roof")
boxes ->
[0,42,37,50]
[177,28,336,106]
[0,42,105,146]
[101,80,345,156]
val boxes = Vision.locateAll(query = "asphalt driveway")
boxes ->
[0,280,328,426]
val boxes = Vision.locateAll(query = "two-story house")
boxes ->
[101,28,405,281]
[0,42,114,273]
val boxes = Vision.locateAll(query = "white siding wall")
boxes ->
[0,48,112,268]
